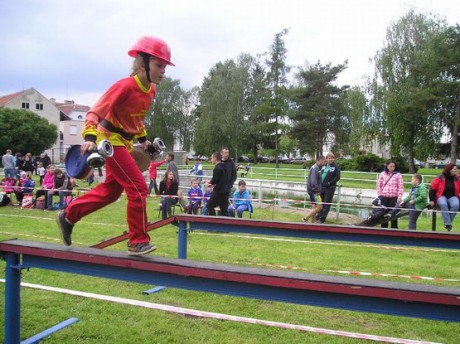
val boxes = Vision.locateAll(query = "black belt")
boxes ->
[99,120,134,140]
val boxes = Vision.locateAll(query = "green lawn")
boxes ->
[1,194,459,343]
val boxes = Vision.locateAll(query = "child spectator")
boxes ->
[201,184,213,215]
[35,165,55,207]
[47,168,72,210]
[384,174,428,230]
[14,171,35,205]
[186,178,203,214]
[228,180,252,218]
[37,162,46,185]
[189,158,204,185]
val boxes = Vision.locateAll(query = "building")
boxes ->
[52,99,88,156]
[0,88,61,163]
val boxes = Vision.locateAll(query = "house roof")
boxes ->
[0,90,25,106]
[55,101,90,116]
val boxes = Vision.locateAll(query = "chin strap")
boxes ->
[140,53,152,84]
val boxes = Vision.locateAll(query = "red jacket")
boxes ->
[429,174,460,202]
[148,160,166,179]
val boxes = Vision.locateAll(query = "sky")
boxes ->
[0,0,458,107]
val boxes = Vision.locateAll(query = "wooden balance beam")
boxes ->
[1,239,459,344]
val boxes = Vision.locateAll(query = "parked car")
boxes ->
[238,156,251,163]
[256,156,269,163]
[290,157,307,164]
[434,159,460,169]
[278,156,291,164]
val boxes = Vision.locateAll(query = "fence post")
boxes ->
[258,180,262,208]
[335,185,341,221]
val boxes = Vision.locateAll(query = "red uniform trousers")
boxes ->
[65,146,150,245]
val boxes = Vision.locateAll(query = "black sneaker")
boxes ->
[445,225,453,232]
[127,242,156,256]
[56,210,74,246]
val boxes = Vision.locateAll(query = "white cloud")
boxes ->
[0,0,458,106]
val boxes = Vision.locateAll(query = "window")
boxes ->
[21,102,29,109]
[69,125,78,136]
[35,103,43,110]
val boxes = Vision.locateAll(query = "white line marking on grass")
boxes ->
[0,279,442,344]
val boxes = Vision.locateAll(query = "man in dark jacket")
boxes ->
[206,152,230,216]
[221,147,237,189]
[316,152,341,223]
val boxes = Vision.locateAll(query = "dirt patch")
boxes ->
[259,203,360,225]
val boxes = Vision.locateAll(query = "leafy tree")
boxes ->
[194,55,253,158]
[245,59,272,162]
[0,108,57,155]
[430,24,460,162]
[372,9,447,172]
[344,86,373,156]
[146,77,187,150]
[290,61,349,158]
[265,29,291,167]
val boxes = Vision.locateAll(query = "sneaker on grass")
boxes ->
[56,210,74,246]
[127,242,156,256]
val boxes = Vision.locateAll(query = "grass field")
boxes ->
[1,191,459,343]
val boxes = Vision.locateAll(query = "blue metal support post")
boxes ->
[4,252,21,344]
[178,221,188,259]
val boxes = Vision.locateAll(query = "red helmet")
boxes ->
[128,36,174,66]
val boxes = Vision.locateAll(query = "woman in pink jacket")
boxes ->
[376,160,404,229]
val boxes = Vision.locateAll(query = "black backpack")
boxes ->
[0,193,11,207]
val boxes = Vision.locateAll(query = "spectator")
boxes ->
[384,174,428,230]
[429,163,460,232]
[37,162,46,185]
[189,158,204,185]
[186,178,203,214]
[221,147,237,188]
[35,164,55,207]
[22,153,34,173]
[206,151,230,216]
[228,180,252,218]
[376,160,404,229]
[14,171,35,205]
[302,155,326,223]
[159,171,179,219]
[148,158,167,195]
[201,184,213,216]
[317,152,341,223]
[46,168,72,210]
[40,152,51,169]
[165,152,179,186]
[2,149,16,178]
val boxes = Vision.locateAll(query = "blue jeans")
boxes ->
[389,203,422,230]
[437,196,459,226]
[4,168,16,178]
[47,190,67,210]
[228,204,248,218]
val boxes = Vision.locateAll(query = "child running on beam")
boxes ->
[56,36,174,256]
[302,155,326,223]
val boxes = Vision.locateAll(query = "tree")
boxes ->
[430,24,460,162]
[194,55,254,158]
[345,86,373,156]
[265,29,291,167]
[0,108,57,155]
[290,61,349,158]
[372,9,447,171]
[146,77,187,150]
